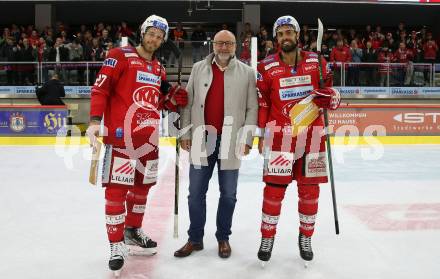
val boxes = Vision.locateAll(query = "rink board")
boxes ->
[0,135,439,146]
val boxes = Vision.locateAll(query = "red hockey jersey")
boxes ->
[90,46,168,147]
[257,51,332,137]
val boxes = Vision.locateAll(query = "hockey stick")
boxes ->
[317,18,340,235]
[89,137,103,185]
[173,53,183,238]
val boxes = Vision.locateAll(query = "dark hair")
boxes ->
[46,39,54,47]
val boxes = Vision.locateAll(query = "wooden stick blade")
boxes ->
[317,18,324,53]
[88,139,102,185]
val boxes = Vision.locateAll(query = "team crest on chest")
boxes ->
[281,101,297,118]
[132,86,160,110]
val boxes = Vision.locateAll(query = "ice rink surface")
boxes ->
[1,144,439,279]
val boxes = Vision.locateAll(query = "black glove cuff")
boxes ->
[160,80,172,95]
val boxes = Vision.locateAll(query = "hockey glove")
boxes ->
[169,85,188,107]
[311,87,341,110]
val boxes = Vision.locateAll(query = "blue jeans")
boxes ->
[187,135,239,243]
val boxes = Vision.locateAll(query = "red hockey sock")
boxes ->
[125,185,152,228]
[297,184,320,237]
[261,184,287,238]
[105,186,128,242]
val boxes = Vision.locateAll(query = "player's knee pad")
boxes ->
[298,183,320,200]
[262,183,287,215]
[264,183,288,198]
[297,183,319,216]
[127,185,152,203]
[105,186,127,215]
[126,185,152,214]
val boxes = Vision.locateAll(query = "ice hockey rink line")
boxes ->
[0,143,439,279]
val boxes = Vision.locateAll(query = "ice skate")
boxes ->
[109,241,128,277]
[298,233,313,268]
[124,227,157,256]
[258,237,275,268]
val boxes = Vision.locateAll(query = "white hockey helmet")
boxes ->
[273,15,300,38]
[140,14,169,41]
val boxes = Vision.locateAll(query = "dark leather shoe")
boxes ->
[218,240,231,258]
[174,241,203,258]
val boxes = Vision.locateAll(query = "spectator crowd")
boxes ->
[0,20,439,86]
[245,21,439,86]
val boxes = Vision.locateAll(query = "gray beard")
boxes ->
[215,53,232,62]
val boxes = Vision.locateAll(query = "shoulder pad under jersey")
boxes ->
[304,51,318,58]
[101,48,124,68]
[261,55,276,64]
[117,46,140,59]
[302,51,320,63]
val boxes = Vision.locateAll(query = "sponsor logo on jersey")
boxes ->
[305,152,327,178]
[257,72,263,81]
[111,157,136,185]
[262,56,275,64]
[121,47,133,52]
[124,53,138,58]
[106,214,125,225]
[308,53,318,58]
[261,223,276,231]
[147,65,153,71]
[143,159,158,184]
[304,64,318,72]
[264,62,280,70]
[300,223,315,231]
[136,112,160,126]
[305,58,319,63]
[132,204,146,214]
[103,58,118,68]
[262,213,279,224]
[270,67,285,77]
[136,71,161,86]
[279,75,311,87]
[132,86,160,110]
[128,59,144,67]
[291,68,297,75]
[299,213,317,224]
[279,86,313,101]
[267,151,294,176]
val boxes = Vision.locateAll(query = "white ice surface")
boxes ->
[0,144,439,279]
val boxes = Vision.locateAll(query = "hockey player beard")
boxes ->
[281,39,298,53]
[141,40,160,55]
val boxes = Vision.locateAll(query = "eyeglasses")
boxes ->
[212,41,236,47]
